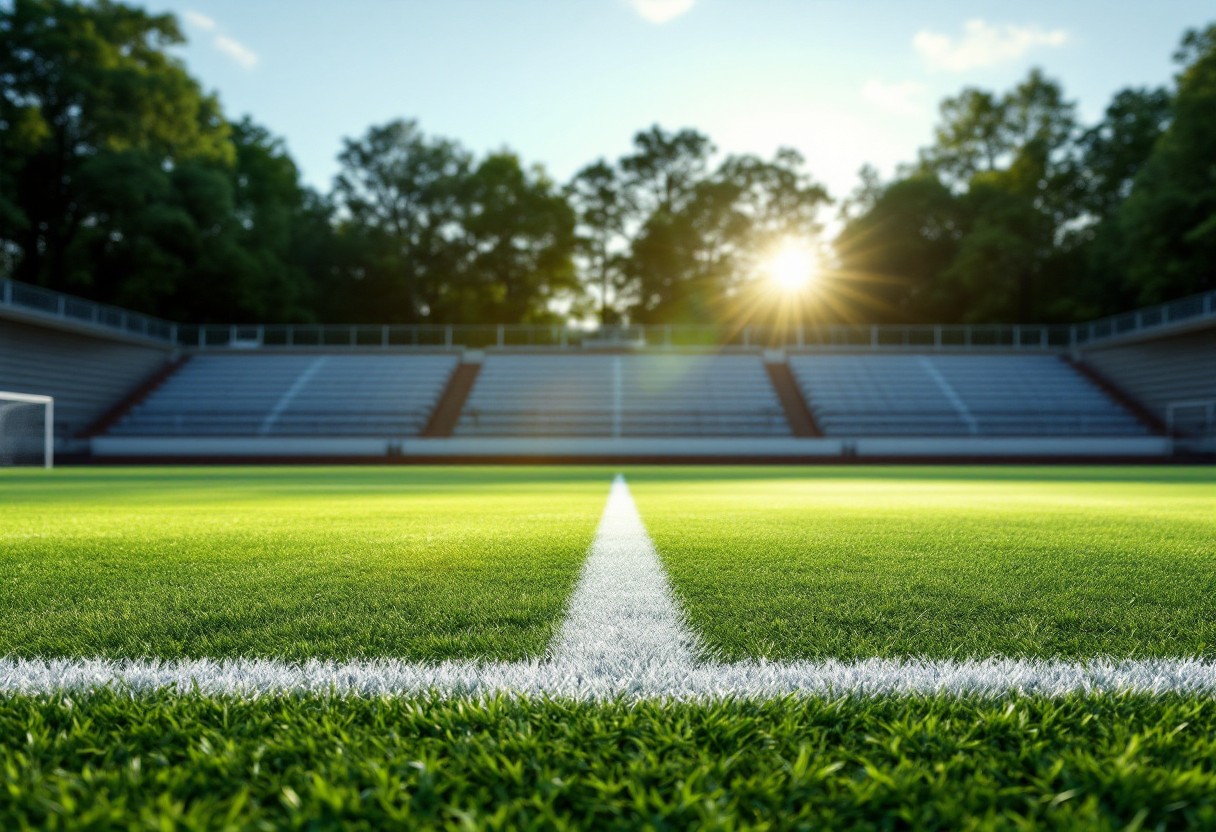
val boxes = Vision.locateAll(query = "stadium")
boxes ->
[2,1,1216,829]
[2,278,1214,464]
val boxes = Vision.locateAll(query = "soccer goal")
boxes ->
[0,392,54,468]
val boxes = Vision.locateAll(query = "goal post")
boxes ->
[0,391,54,469]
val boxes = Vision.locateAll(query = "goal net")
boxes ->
[0,392,53,468]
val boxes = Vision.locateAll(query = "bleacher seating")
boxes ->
[1080,330,1216,426]
[111,353,458,437]
[0,319,171,447]
[456,354,789,437]
[788,353,1147,436]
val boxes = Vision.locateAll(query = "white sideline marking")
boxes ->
[5,477,1216,699]
[6,657,1216,699]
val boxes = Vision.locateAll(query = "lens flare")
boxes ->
[764,241,818,293]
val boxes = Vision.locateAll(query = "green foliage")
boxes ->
[564,127,832,326]
[329,120,576,323]
[452,152,577,323]
[836,26,1215,325]
[0,466,608,661]
[834,175,961,322]
[620,129,830,324]
[0,0,227,296]
[839,70,1082,324]
[4,691,1216,829]
[1116,24,1216,304]
[328,119,471,323]
[1074,88,1173,223]
[0,0,321,322]
[629,466,1216,662]
[567,159,632,324]
[3,2,1212,326]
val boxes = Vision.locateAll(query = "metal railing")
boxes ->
[176,322,1081,351]
[3,276,1213,352]
[1074,289,1216,345]
[0,278,176,344]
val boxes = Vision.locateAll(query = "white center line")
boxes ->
[550,474,700,673]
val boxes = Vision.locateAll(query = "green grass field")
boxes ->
[0,467,609,661]
[3,464,1216,830]
[4,466,1211,663]
[4,691,1216,830]
[630,467,1216,661]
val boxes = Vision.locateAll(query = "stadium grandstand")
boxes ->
[1,277,1212,462]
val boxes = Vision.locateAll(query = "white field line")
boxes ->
[548,474,701,674]
[7,656,1216,699]
[4,476,1216,699]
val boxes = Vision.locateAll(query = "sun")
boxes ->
[763,240,819,293]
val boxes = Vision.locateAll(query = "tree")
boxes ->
[330,120,470,322]
[625,148,829,324]
[619,125,714,215]
[331,120,576,323]
[1045,87,1174,318]
[1074,88,1172,222]
[834,175,961,322]
[0,0,232,300]
[841,69,1081,323]
[567,160,631,324]
[920,70,1076,194]
[940,174,1056,322]
[447,152,576,323]
[166,118,322,322]
[1115,24,1216,304]
[918,88,1009,186]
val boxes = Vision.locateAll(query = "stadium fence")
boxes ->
[3,277,1213,353]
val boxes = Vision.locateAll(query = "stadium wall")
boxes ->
[88,435,1172,460]
[0,315,174,453]
[1078,327,1216,429]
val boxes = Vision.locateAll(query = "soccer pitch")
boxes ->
[3,464,1216,828]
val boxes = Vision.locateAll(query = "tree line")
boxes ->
[2,0,1213,326]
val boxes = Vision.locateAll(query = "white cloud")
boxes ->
[862,80,925,117]
[183,10,216,32]
[214,35,258,69]
[628,0,695,25]
[914,19,1069,71]
[182,10,258,70]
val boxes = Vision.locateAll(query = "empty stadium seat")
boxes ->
[0,319,171,445]
[456,354,789,437]
[788,353,1148,437]
[110,353,459,437]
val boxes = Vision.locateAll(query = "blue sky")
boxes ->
[150,0,1213,205]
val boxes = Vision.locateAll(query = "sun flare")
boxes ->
[763,241,819,293]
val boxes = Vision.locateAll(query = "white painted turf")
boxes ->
[4,476,1215,699]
